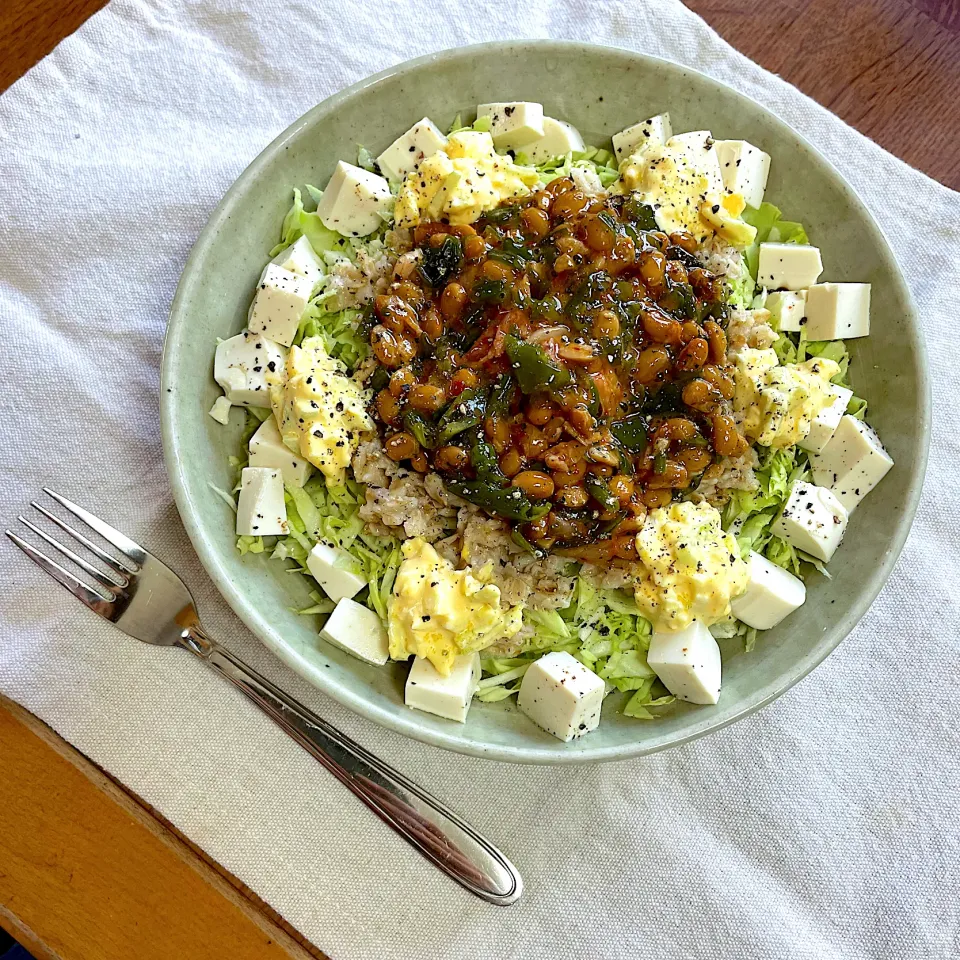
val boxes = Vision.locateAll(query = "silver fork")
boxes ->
[7,488,522,906]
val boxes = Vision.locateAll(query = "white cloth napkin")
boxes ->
[1,1,958,957]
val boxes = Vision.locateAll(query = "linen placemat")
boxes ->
[1,1,957,957]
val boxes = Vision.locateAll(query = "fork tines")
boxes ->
[6,488,145,612]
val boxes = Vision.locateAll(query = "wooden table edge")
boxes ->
[0,694,328,960]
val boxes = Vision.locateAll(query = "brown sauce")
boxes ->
[364,176,747,558]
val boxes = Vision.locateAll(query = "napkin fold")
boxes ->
[1,1,958,958]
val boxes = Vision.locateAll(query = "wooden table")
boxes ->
[0,3,956,959]
[2,0,957,188]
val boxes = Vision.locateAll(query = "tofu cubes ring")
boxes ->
[306,543,366,603]
[731,552,806,630]
[811,415,893,512]
[714,139,771,210]
[214,332,286,407]
[248,417,312,487]
[476,101,544,151]
[405,654,481,723]
[804,283,871,340]
[236,467,288,537]
[517,651,605,741]
[758,243,823,291]
[248,263,314,347]
[647,621,722,705]
[377,117,448,183]
[772,481,848,563]
[315,160,392,238]
[612,113,672,163]
[321,598,389,666]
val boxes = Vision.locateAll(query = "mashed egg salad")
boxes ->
[209,103,891,740]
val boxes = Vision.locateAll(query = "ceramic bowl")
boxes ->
[161,41,929,763]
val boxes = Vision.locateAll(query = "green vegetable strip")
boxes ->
[503,333,571,394]
[610,414,648,453]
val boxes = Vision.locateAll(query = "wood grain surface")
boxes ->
[0,1,957,958]
[0,0,957,187]
[0,696,328,960]
[684,0,960,189]
[0,0,104,90]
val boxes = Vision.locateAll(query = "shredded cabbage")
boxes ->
[208,482,238,513]
[356,144,377,173]
[226,168,864,719]
[228,278,399,621]
[741,201,809,280]
[722,446,804,571]
[230,418,401,608]
[448,114,492,135]
[720,444,834,579]
[475,660,534,702]
[277,473,402,621]
[728,272,756,310]
[266,189,383,371]
[237,535,265,556]
[729,201,811,308]
[529,147,620,188]
[271,187,343,257]
[297,590,336,616]
[772,329,867,417]
[728,203,809,308]
[294,303,368,370]
[476,577,674,718]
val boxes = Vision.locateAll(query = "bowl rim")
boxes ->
[160,39,931,765]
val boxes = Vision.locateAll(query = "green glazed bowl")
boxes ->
[161,41,929,764]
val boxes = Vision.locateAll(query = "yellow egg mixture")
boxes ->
[387,538,523,675]
[618,134,757,249]
[733,348,840,448]
[633,502,749,633]
[269,337,374,486]
[394,131,540,228]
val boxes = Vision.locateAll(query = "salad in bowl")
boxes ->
[208,101,893,743]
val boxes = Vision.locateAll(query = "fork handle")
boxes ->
[179,627,522,906]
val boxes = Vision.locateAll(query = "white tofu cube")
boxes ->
[213,331,286,407]
[758,243,823,291]
[517,651,605,742]
[268,236,324,289]
[476,101,544,150]
[525,117,586,163]
[248,417,312,487]
[315,161,392,238]
[611,113,672,162]
[248,263,313,347]
[236,467,288,537]
[810,415,893,512]
[714,139,771,209]
[405,653,481,723]
[804,283,871,340]
[647,620,722,705]
[320,598,389,665]
[765,290,807,333]
[306,543,366,603]
[772,482,848,562]
[731,552,806,630]
[208,395,233,425]
[799,384,853,454]
[377,117,448,183]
